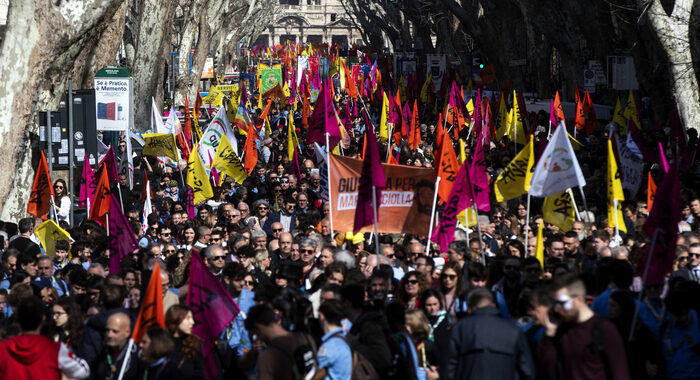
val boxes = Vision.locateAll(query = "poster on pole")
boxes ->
[329,155,436,235]
[94,66,133,132]
[426,54,446,93]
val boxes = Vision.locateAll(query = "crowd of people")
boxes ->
[1,83,700,380]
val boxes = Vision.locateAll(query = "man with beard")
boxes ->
[537,274,629,380]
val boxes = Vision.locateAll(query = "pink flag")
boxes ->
[549,99,557,126]
[79,152,96,208]
[401,101,412,137]
[185,186,196,220]
[108,193,139,275]
[659,142,669,173]
[388,89,401,126]
[431,161,475,251]
[473,89,482,136]
[240,82,248,106]
[98,146,119,183]
[187,252,240,380]
[353,113,386,233]
[470,133,490,212]
[640,161,680,285]
[307,80,342,147]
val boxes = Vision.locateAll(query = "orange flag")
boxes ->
[553,91,565,122]
[409,100,421,150]
[184,95,193,142]
[243,126,259,175]
[647,172,657,211]
[343,62,359,99]
[575,90,585,131]
[584,90,598,135]
[301,94,311,129]
[27,150,54,219]
[259,99,273,123]
[436,133,459,204]
[89,166,111,224]
[435,112,445,159]
[387,145,399,164]
[131,264,165,342]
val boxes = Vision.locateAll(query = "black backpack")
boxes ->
[328,332,380,380]
[267,332,318,380]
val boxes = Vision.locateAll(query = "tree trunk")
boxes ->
[131,0,177,132]
[0,0,125,221]
[174,0,209,107]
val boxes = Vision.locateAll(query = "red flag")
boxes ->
[640,162,680,285]
[307,81,342,147]
[584,90,598,135]
[27,150,54,219]
[89,166,111,224]
[131,264,165,343]
[409,100,420,150]
[343,62,359,99]
[446,81,467,130]
[187,252,240,380]
[470,133,490,212]
[575,90,586,132]
[647,172,657,211]
[108,193,139,274]
[553,91,565,123]
[353,113,386,233]
[301,93,311,129]
[98,146,119,183]
[401,101,411,138]
[243,126,259,175]
[184,95,193,144]
[436,134,459,204]
[194,92,203,121]
[432,160,475,251]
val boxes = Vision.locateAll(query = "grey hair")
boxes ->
[299,237,317,251]
[251,229,267,240]
[334,249,355,269]
[89,262,105,273]
[477,215,490,225]
[202,244,223,259]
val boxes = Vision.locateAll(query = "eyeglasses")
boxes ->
[244,280,255,286]
[258,206,269,211]
[300,249,314,254]
[212,255,226,261]
[441,274,457,280]
[280,179,289,183]
[692,253,700,258]
[272,228,283,232]
[406,279,419,285]
[54,185,63,189]
[161,232,171,236]
[165,250,176,254]
[678,256,690,261]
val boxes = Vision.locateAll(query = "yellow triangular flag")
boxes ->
[613,97,627,134]
[607,139,626,233]
[496,92,508,139]
[187,144,214,204]
[287,114,299,162]
[380,91,389,143]
[212,135,247,185]
[535,220,544,268]
[543,190,576,232]
[623,90,640,129]
[494,135,534,202]
[35,219,73,258]
[142,133,179,162]
[457,207,478,227]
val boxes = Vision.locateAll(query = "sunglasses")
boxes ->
[165,250,176,254]
[406,279,419,285]
[678,256,690,261]
[258,207,269,210]
[441,274,457,280]
[244,280,255,286]
[272,228,283,232]
[212,255,226,261]
[210,237,221,242]
[692,253,700,258]
[161,232,171,236]
[300,249,314,254]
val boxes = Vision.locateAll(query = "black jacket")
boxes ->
[347,310,393,375]
[443,306,535,380]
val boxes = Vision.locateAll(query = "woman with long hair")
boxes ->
[50,298,84,351]
[53,179,71,224]
[180,225,197,251]
[397,271,430,310]
[164,305,205,379]
[439,261,464,320]
[405,309,440,380]
[139,325,179,380]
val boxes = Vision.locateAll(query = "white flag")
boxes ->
[197,107,237,169]
[142,180,152,235]
[616,132,644,198]
[529,120,586,197]
[151,97,167,133]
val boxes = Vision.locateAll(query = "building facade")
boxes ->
[254,0,362,47]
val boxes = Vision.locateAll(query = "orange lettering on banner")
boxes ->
[329,155,436,236]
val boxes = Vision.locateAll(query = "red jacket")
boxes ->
[0,334,89,380]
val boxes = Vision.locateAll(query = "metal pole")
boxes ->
[68,80,75,227]
[629,228,659,341]
[47,110,53,178]
[425,176,441,256]
[567,188,582,221]
[325,132,334,234]
[613,198,620,240]
[524,193,531,253]
[473,204,485,264]
[372,185,380,257]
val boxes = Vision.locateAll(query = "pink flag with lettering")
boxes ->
[353,113,386,233]
[187,252,240,380]
[641,162,680,285]
[432,161,475,251]
[470,133,490,212]
[79,152,96,208]
[108,193,139,275]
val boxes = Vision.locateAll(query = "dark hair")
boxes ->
[466,287,494,310]
[143,325,175,364]
[340,284,365,309]
[318,299,346,326]
[244,303,278,331]
[102,284,125,309]
[17,296,45,331]
[18,218,33,234]
[53,298,84,344]
[419,288,444,312]
[55,239,70,252]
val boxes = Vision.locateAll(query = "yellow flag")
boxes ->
[496,93,508,139]
[287,115,299,162]
[607,139,626,233]
[494,135,534,202]
[283,82,291,98]
[459,139,467,164]
[398,76,407,103]
[420,74,432,103]
[187,145,214,204]
[35,219,72,258]
[212,135,247,185]
[466,99,474,117]
[543,190,576,232]
[509,90,527,145]
[339,59,346,90]
[142,133,179,162]
[226,96,238,125]
[380,91,389,143]
[202,85,224,107]
[457,207,478,227]
[568,133,584,151]
[623,90,640,130]
[263,117,272,141]
[613,97,627,134]
[535,220,544,268]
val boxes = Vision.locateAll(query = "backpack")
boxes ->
[267,332,318,380]
[329,332,380,380]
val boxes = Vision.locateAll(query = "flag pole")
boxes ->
[386,123,393,162]
[524,193,531,254]
[567,188,582,221]
[87,198,91,218]
[425,176,441,256]
[117,183,125,212]
[613,198,620,240]
[371,185,380,257]
[106,213,109,236]
[578,186,590,237]
[472,205,485,265]
[325,132,334,235]
[117,339,136,380]
[628,228,659,342]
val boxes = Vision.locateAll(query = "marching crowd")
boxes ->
[1,88,700,380]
